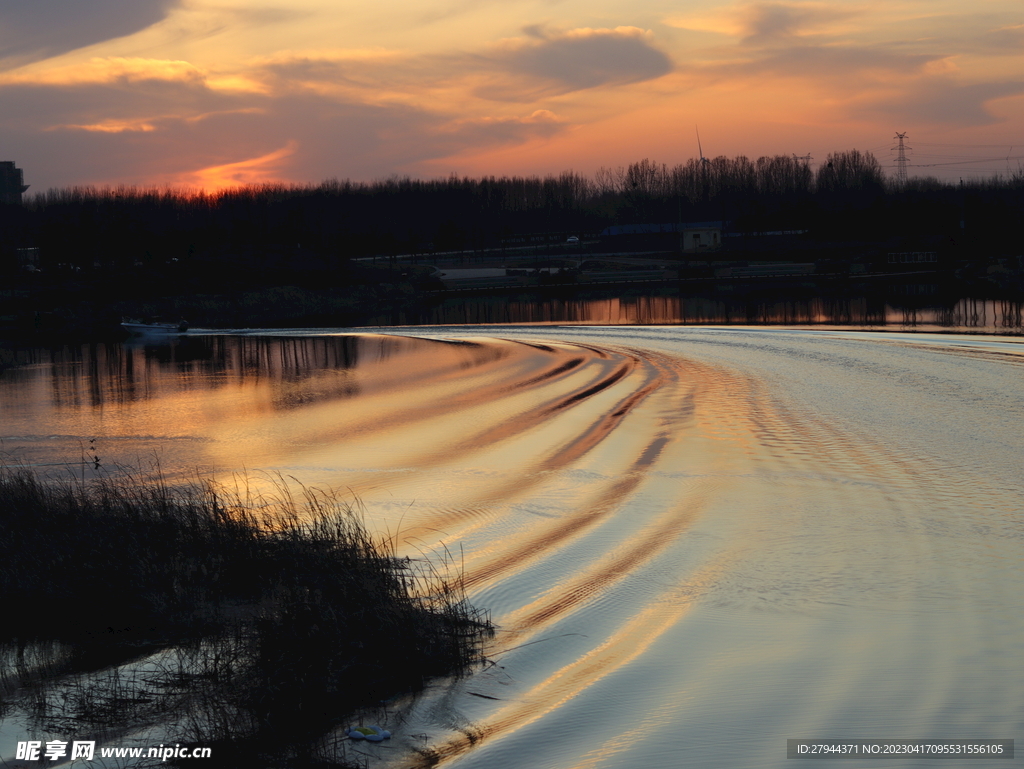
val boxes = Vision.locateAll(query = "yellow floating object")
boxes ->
[347,725,391,741]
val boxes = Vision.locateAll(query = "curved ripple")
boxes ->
[1,328,1020,769]
[335,328,1023,769]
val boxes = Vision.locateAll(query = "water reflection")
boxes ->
[0,334,503,474]
[368,288,1024,334]
[1,336,363,409]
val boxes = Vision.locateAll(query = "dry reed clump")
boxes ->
[0,468,492,766]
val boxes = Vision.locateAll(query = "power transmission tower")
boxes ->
[792,154,813,163]
[892,132,910,187]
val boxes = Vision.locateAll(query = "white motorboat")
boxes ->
[121,318,189,335]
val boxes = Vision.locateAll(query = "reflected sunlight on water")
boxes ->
[365,292,1024,336]
[1,327,1021,768]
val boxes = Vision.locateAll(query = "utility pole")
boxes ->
[892,132,910,188]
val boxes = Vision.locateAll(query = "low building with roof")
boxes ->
[599,221,724,253]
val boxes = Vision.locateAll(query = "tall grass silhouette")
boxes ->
[0,467,492,766]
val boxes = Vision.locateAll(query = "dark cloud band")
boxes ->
[0,0,178,69]
[488,27,672,98]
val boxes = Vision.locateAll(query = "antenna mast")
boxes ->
[892,132,910,187]
[696,126,710,201]
[696,126,709,167]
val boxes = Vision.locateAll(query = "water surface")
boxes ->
[1,328,1021,768]
[367,290,1024,335]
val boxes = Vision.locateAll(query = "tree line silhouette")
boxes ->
[1,149,1022,283]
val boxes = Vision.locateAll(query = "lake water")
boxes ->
[365,289,1024,335]
[1,327,1022,768]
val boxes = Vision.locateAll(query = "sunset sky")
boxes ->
[1,0,1022,191]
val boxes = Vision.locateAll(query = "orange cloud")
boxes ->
[454,109,561,127]
[50,119,157,133]
[170,140,300,191]
[436,109,565,145]
[0,57,204,86]
[49,107,266,134]
[0,56,266,93]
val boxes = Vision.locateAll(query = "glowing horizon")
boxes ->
[1,0,1022,193]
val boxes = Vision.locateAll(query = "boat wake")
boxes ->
[2,327,1021,768]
